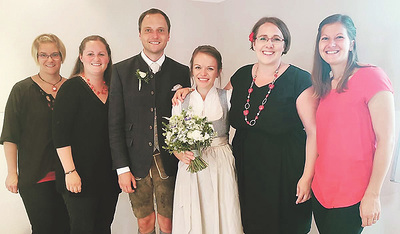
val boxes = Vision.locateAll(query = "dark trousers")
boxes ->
[312,196,363,234]
[19,180,70,234]
[62,192,119,234]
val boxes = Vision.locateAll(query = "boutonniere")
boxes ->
[136,69,151,91]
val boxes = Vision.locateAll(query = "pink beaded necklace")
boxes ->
[243,63,280,126]
[81,74,108,95]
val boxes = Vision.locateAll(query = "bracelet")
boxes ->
[65,168,76,175]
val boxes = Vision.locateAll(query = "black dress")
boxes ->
[229,65,312,234]
[52,76,119,196]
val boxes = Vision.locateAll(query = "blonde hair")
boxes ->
[31,33,66,64]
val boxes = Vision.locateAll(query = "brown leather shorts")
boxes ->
[128,153,175,219]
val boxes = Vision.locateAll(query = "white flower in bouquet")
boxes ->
[188,130,203,141]
[163,108,215,173]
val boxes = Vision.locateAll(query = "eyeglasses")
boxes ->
[256,36,285,45]
[37,52,61,60]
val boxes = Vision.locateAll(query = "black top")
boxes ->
[109,54,191,178]
[1,77,57,187]
[229,64,313,233]
[53,76,119,196]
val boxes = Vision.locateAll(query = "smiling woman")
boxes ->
[318,22,354,79]
[0,33,70,234]
[191,52,220,95]
[229,17,318,234]
[311,14,395,233]
[52,35,120,234]
[171,45,243,234]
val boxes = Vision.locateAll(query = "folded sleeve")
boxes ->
[294,68,312,99]
[362,66,393,103]
[0,84,23,144]
[52,80,79,148]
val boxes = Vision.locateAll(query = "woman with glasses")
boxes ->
[0,34,70,233]
[52,35,120,234]
[311,14,394,233]
[228,17,318,233]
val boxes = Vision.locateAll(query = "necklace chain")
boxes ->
[243,63,280,126]
[37,73,62,92]
[81,74,108,95]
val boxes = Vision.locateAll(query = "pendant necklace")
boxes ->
[38,73,62,92]
[243,63,281,126]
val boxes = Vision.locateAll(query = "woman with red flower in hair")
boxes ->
[174,17,317,234]
[228,17,317,233]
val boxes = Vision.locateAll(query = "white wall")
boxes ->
[1,0,399,233]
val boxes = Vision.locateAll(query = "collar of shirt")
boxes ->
[140,51,165,68]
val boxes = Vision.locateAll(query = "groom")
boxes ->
[108,8,190,234]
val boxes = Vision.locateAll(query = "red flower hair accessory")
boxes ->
[249,32,254,42]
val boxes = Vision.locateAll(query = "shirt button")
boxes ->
[150,107,154,112]
[151,91,154,95]
[149,125,153,130]
[148,142,153,147]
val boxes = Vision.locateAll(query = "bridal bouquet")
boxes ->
[163,109,215,173]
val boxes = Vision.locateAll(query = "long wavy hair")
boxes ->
[71,35,112,86]
[311,14,362,98]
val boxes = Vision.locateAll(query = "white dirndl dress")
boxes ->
[172,87,243,234]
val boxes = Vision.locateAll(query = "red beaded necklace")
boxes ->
[81,74,108,95]
[243,63,280,126]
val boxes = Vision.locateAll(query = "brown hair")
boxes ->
[70,35,113,86]
[311,14,362,97]
[31,33,66,64]
[138,8,171,33]
[249,17,291,54]
[190,45,223,86]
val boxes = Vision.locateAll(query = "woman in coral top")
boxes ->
[311,14,395,233]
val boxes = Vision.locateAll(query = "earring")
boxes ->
[350,40,355,52]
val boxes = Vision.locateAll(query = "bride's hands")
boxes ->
[173,151,195,165]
